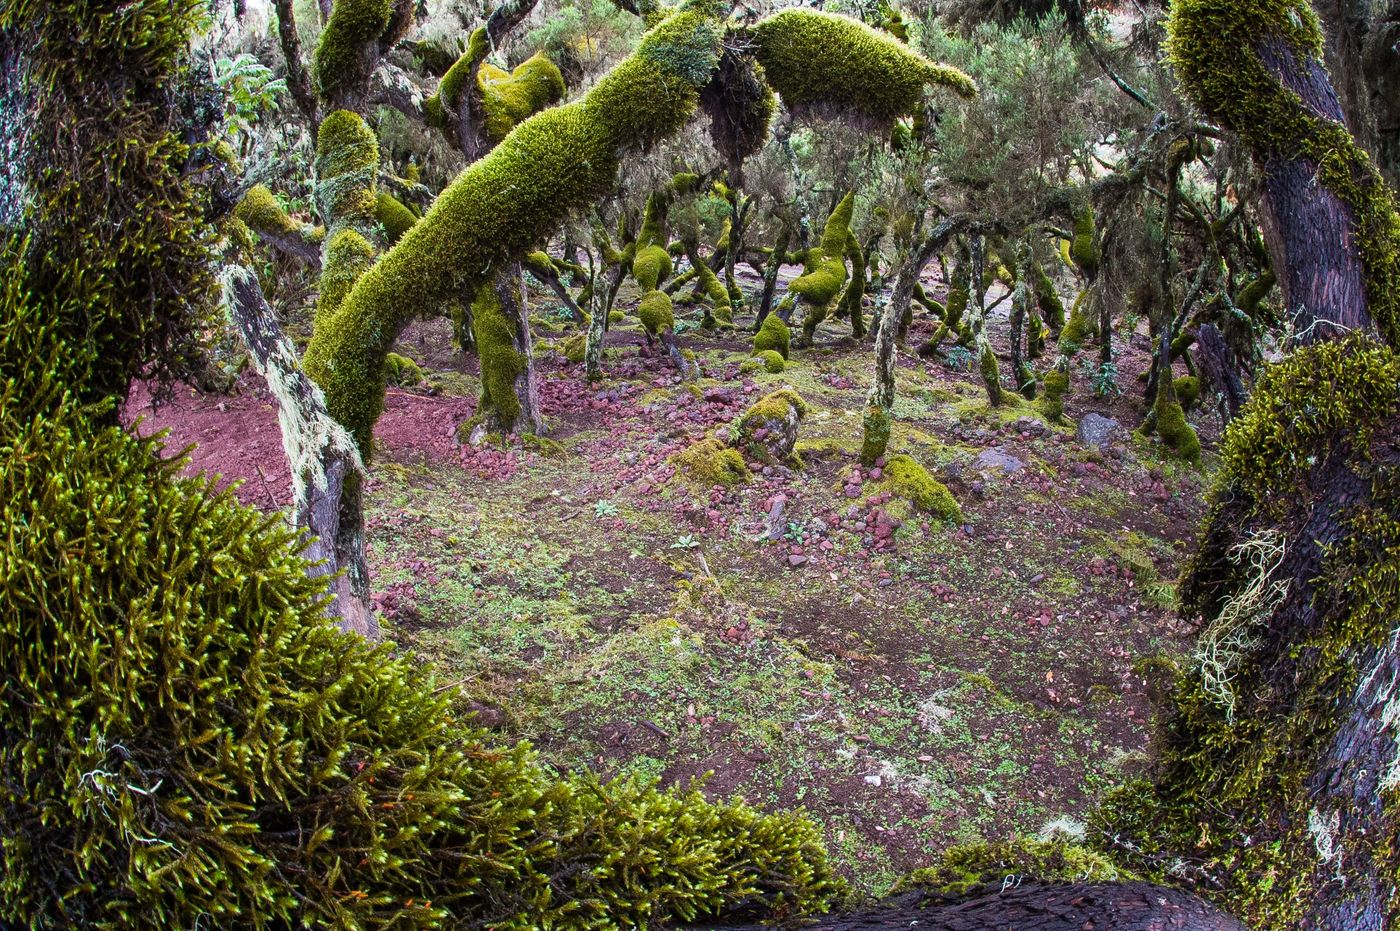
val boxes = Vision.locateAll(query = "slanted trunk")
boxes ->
[699,881,1245,930]
[223,265,377,638]
[755,223,791,328]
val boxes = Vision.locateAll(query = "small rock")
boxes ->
[787,554,808,567]
[868,467,883,481]
[974,447,1025,474]
[863,774,882,787]
[844,485,862,498]
[878,578,893,588]
[1076,412,1122,450]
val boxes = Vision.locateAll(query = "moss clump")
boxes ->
[901,837,1129,898]
[750,9,975,126]
[1058,289,1093,354]
[375,191,418,244]
[1173,373,1200,412]
[753,349,786,373]
[633,244,673,291]
[236,184,302,236]
[639,289,675,336]
[1069,205,1098,277]
[1153,396,1201,463]
[384,350,424,386]
[790,193,853,309]
[743,386,808,421]
[1039,366,1069,422]
[672,437,751,486]
[1029,253,1065,330]
[978,342,1003,405]
[561,331,587,363]
[859,404,890,466]
[471,284,524,429]
[609,309,626,324]
[478,52,567,143]
[754,312,792,358]
[739,388,808,464]
[879,453,961,522]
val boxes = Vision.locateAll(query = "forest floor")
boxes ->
[126,270,1218,897]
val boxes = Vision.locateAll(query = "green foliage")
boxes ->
[902,836,1128,897]
[751,9,974,127]
[1166,0,1400,344]
[213,53,286,147]
[880,453,962,522]
[0,0,216,398]
[754,312,792,359]
[561,331,588,362]
[672,437,751,486]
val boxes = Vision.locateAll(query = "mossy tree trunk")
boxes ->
[965,233,1003,406]
[224,266,378,638]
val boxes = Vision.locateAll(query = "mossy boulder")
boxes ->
[561,331,587,363]
[384,350,424,386]
[754,312,792,359]
[879,454,961,522]
[900,836,1129,899]
[672,437,751,486]
[737,388,807,464]
[741,349,786,374]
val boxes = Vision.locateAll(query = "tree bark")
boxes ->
[272,0,318,129]
[696,882,1246,930]
[222,265,377,638]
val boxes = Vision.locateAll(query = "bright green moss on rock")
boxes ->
[879,453,961,522]
[639,289,676,335]
[739,388,807,464]
[754,349,786,373]
[754,312,792,358]
[384,350,424,385]
[750,9,975,126]
[374,191,418,244]
[471,284,525,429]
[672,437,751,486]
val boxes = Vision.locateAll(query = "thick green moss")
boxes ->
[1174,374,1201,412]
[902,837,1128,898]
[880,453,961,522]
[1166,0,1400,344]
[384,350,424,385]
[634,244,673,291]
[743,387,808,422]
[978,342,1003,405]
[1069,206,1098,277]
[754,349,786,373]
[639,288,675,335]
[1097,336,1400,929]
[375,191,418,244]
[791,193,853,311]
[471,284,524,430]
[315,110,379,231]
[236,184,302,236]
[1153,395,1201,463]
[1058,289,1093,354]
[561,331,587,362]
[672,437,750,486]
[859,404,891,466]
[478,52,568,143]
[312,0,392,103]
[751,9,975,125]
[1038,366,1069,422]
[754,312,792,358]
[317,228,377,326]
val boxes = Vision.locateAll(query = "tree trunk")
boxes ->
[272,0,318,130]
[223,265,377,638]
[756,222,791,328]
[696,881,1246,930]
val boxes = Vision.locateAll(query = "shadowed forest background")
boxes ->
[2,0,1399,927]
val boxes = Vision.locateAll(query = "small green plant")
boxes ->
[943,346,973,371]
[1090,361,1122,397]
[784,520,806,542]
[671,534,701,549]
[594,499,620,518]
